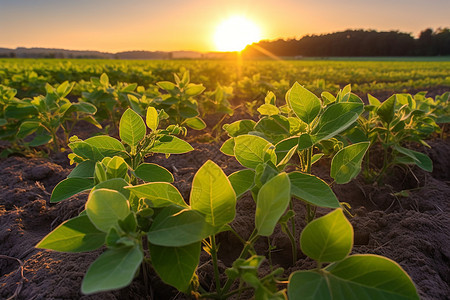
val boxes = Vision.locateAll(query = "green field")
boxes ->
[1,58,449,100]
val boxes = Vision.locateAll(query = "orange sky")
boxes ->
[0,0,449,52]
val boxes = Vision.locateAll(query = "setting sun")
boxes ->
[214,16,262,52]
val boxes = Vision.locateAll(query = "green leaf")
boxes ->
[184,116,206,130]
[287,82,321,125]
[81,246,143,294]
[377,95,396,124]
[254,115,291,144]
[255,173,291,236]
[134,163,174,183]
[394,145,433,172]
[185,84,205,96]
[17,121,41,139]
[300,209,353,263]
[149,242,200,292]
[190,161,236,228]
[105,156,128,179]
[312,102,363,142]
[51,178,94,203]
[331,142,370,184]
[228,169,255,198]
[223,120,256,137]
[67,161,95,178]
[288,271,330,300]
[157,81,176,91]
[234,135,276,169]
[146,106,159,131]
[126,182,188,208]
[298,133,314,150]
[73,102,97,114]
[86,189,130,232]
[275,137,298,163]
[289,172,339,208]
[119,108,146,147]
[84,135,126,157]
[69,141,104,161]
[220,138,235,156]
[99,73,109,86]
[36,215,105,252]
[148,206,215,247]
[257,103,280,116]
[325,254,419,300]
[150,135,193,154]
[367,94,381,107]
[29,133,52,147]
[92,178,130,199]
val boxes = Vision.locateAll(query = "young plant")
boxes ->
[288,209,419,300]
[153,70,207,130]
[80,73,139,127]
[50,107,193,204]
[37,151,419,299]
[4,81,99,152]
[355,93,437,182]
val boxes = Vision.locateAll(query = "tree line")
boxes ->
[242,28,450,57]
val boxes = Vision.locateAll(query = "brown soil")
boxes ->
[1,116,449,299]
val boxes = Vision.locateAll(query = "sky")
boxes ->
[0,0,449,52]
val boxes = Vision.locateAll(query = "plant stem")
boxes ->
[210,235,222,296]
[289,201,297,263]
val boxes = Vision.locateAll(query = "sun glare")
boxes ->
[214,16,262,52]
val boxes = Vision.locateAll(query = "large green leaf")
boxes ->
[92,178,130,199]
[287,82,321,125]
[69,141,104,161]
[86,189,130,232]
[325,254,419,299]
[255,173,291,236]
[312,102,363,142]
[394,145,433,172]
[81,246,143,294]
[331,142,370,184]
[254,115,290,144]
[148,206,215,247]
[17,121,41,139]
[105,156,128,179]
[228,169,255,198]
[377,95,396,125]
[275,136,298,163]
[288,271,330,300]
[190,160,236,228]
[119,108,146,147]
[126,182,188,208]
[300,209,353,263]
[149,242,200,292]
[150,135,193,154]
[289,172,339,208]
[234,135,276,169]
[51,178,94,203]
[84,135,126,157]
[288,254,419,300]
[68,160,96,178]
[223,120,256,137]
[36,215,105,252]
[134,163,174,183]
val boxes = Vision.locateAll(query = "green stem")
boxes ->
[289,201,297,263]
[210,235,222,296]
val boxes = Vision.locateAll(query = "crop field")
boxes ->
[0,58,449,299]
